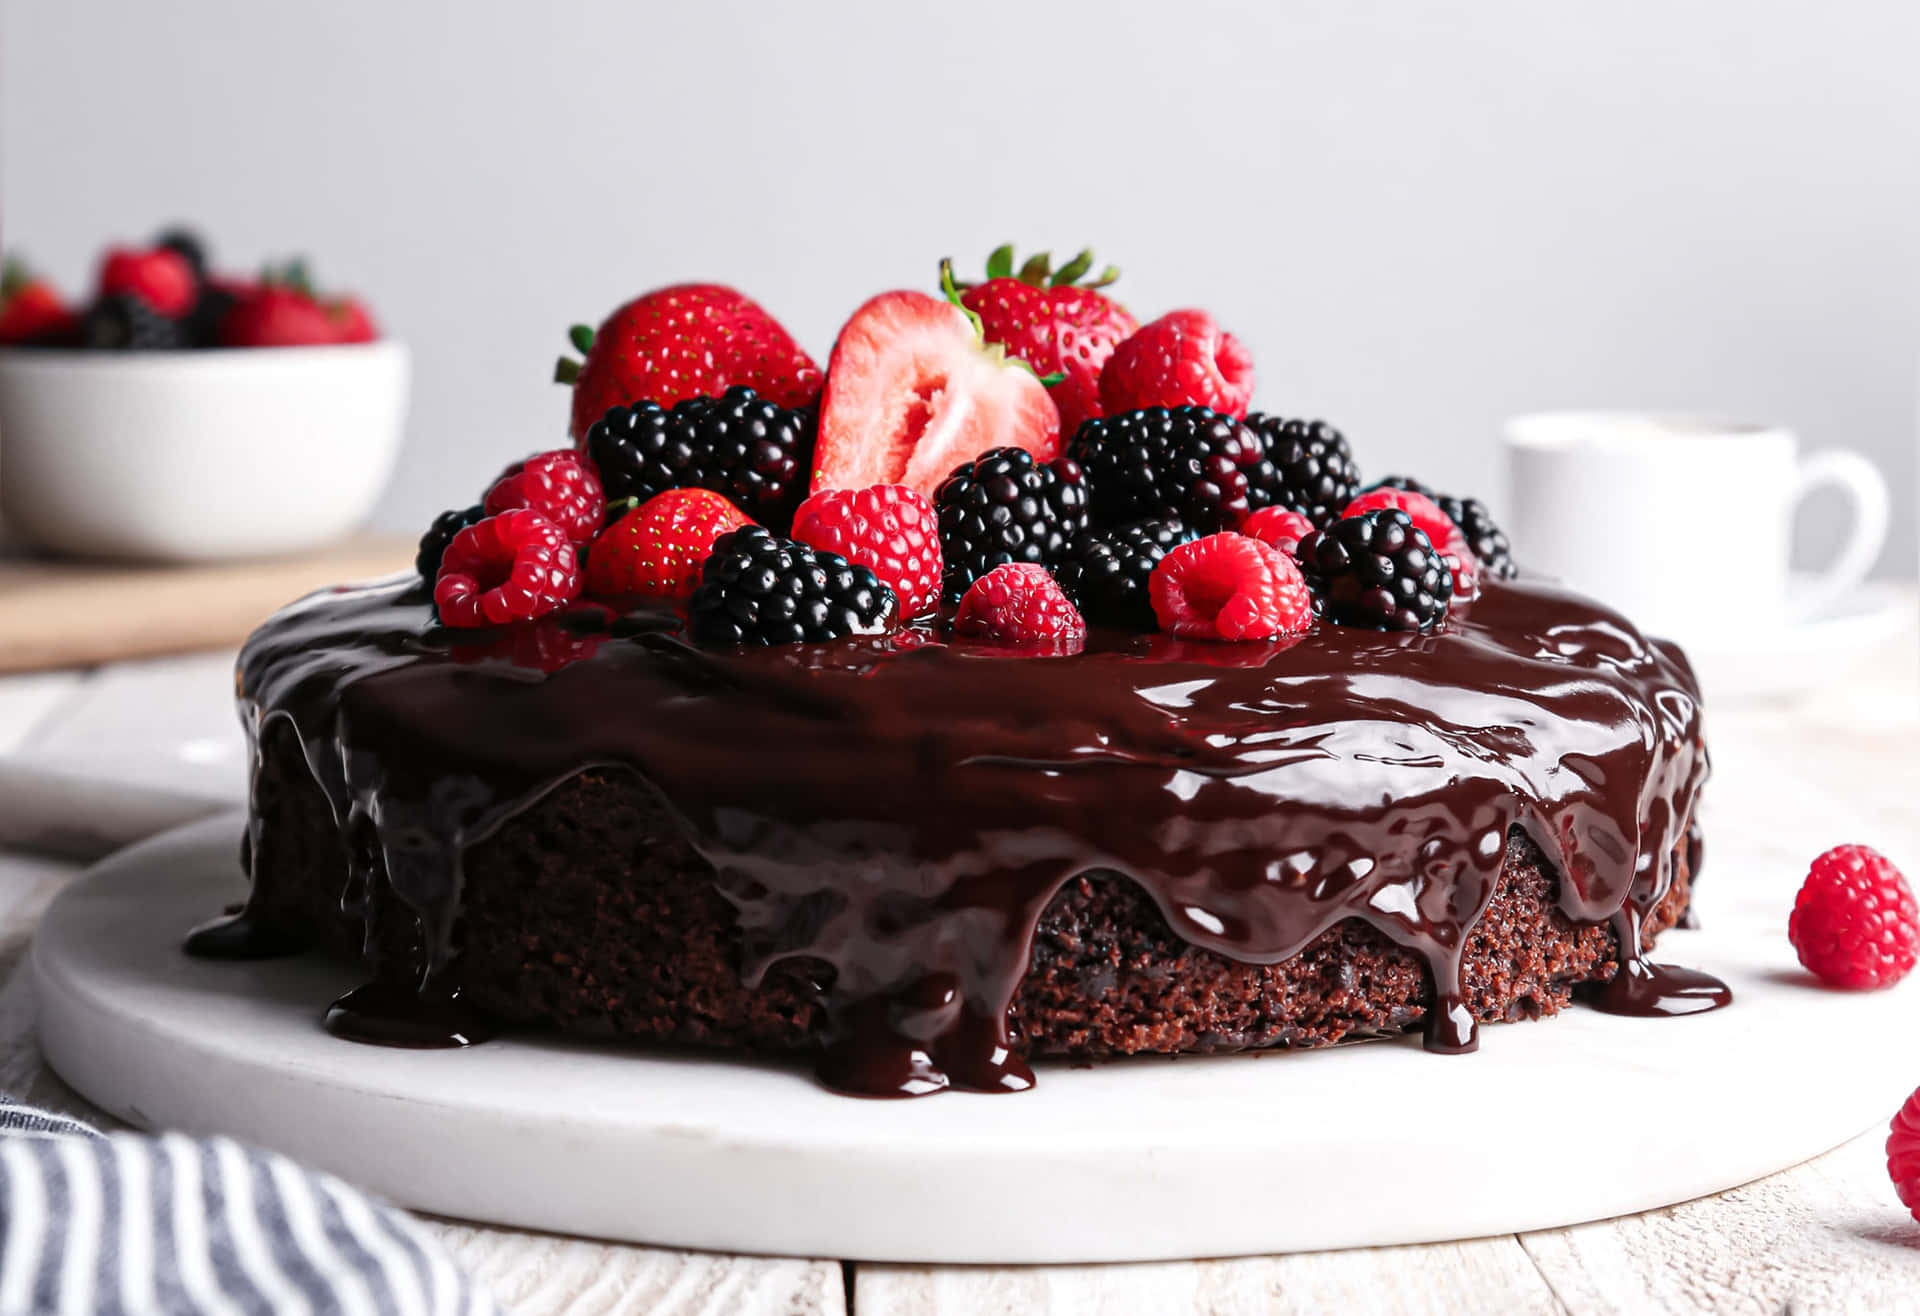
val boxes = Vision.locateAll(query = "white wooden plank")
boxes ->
[431,1221,846,1316]
[856,1238,1565,1316]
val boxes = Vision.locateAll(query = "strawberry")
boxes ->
[1099,308,1255,419]
[791,484,942,619]
[0,262,76,345]
[331,296,379,344]
[219,261,373,348]
[812,279,1060,500]
[585,489,751,602]
[948,246,1138,439]
[97,245,197,317]
[555,285,821,443]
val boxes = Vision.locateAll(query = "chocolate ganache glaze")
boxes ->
[190,570,1727,1096]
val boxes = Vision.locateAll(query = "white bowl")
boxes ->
[0,342,409,561]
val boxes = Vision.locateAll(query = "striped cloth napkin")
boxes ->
[0,1096,496,1315]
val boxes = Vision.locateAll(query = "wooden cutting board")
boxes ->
[0,535,413,673]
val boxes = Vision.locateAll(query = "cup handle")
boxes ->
[1788,448,1889,621]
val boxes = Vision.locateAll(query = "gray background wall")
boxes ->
[5,0,1915,575]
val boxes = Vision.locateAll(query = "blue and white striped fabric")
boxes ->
[0,1098,496,1315]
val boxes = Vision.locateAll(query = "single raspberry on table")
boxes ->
[586,489,750,602]
[1149,532,1313,642]
[792,484,942,619]
[1242,506,1316,558]
[953,563,1086,651]
[484,449,606,545]
[1887,1087,1920,1221]
[1342,486,1479,599]
[1788,844,1918,990]
[434,509,582,627]
[1098,308,1255,419]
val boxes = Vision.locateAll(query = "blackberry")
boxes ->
[585,386,815,533]
[185,283,237,348]
[81,293,187,351]
[416,505,484,581]
[1372,475,1517,579]
[933,447,1091,603]
[1295,508,1452,632]
[1243,416,1360,527]
[1067,406,1261,533]
[1054,519,1193,629]
[689,526,896,646]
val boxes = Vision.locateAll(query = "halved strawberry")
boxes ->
[812,290,1060,500]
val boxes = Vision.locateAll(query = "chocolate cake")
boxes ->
[191,570,1725,1097]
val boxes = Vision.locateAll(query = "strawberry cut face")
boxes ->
[813,291,1060,500]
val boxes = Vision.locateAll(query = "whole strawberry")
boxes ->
[97,245,197,317]
[0,261,76,345]
[792,484,942,619]
[220,262,374,348]
[948,246,1137,439]
[484,450,606,546]
[586,489,750,602]
[556,284,821,443]
[1100,308,1255,419]
[1788,844,1918,990]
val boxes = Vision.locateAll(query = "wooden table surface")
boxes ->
[0,603,1916,1315]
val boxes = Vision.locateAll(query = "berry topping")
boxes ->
[416,505,485,581]
[1055,519,1194,630]
[1295,509,1453,632]
[1149,532,1313,642]
[0,262,76,345]
[1888,1087,1920,1222]
[434,509,583,628]
[792,483,942,619]
[584,385,817,533]
[80,293,186,351]
[1242,416,1360,527]
[586,489,750,602]
[1342,487,1479,599]
[1371,475,1518,580]
[97,245,197,317]
[1788,844,1918,990]
[556,284,821,443]
[689,526,896,646]
[1068,405,1261,533]
[484,449,606,546]
[1098,308,1255,419]
[1242,506,1316,558]
[933,447,1091,603]
[811,288,1061,500]
[948,247,1139,437]
[953,563,1087,651]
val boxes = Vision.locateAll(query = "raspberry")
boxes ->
[1888,1087,1920,1221]
[484,450,605,546]
[793,484,942,619]
[1149,533,1314,642]
[953,563,1087,651]
[1242,506,1316,558]
[586,489,750,602]
[1342,487,1479,599]
[433,509,582,628]
[1098,309,1254,418]
[1296,509,1453,632]
[1788,844,1918,990]
[97,245,196,317]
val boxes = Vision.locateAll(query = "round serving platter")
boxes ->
[35,813,1917,1263]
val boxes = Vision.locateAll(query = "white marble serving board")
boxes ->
[35,813,1920,1265]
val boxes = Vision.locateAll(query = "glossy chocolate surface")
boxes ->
[201,572,1725,1096]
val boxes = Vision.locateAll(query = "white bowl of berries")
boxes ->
[0,231,407,561]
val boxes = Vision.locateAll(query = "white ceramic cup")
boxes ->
[1503,412,1889,643]
[0,342,409,561]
